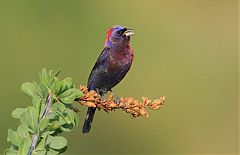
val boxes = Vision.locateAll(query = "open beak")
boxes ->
[123,29,135,36]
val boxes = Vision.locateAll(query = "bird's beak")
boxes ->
[123,29,135,36]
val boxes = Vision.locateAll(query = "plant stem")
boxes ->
[41,94,52,119]
[27,94,52,155]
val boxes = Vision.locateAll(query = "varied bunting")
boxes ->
[82,25,135,133]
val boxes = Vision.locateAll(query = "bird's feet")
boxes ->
[110,90,120,103]
[110,90,126,110]
[96,89,104,102]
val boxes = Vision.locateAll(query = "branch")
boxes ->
[27,94,52,155]
[41,94,52,119]
[77,86,166,118]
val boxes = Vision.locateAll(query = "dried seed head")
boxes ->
[78,86,166,118]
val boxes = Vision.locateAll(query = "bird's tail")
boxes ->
[82,107,96,133]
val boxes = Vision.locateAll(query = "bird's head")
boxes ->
[104,25,135,48]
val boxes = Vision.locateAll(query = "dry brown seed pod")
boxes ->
[77,85,166,118]
[83,102,96,107]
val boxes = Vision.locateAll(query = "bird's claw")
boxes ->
[110,90,119,102]
[110,90,127,111]
[96,89,104,102]
[114,97,120,104]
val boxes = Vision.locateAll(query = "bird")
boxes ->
[82,25,135,133]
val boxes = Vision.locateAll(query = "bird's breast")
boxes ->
[108,51,133,72]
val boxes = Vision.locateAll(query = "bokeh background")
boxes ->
[0,0,238,155]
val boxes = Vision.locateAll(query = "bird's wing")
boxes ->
[87,47,110,89]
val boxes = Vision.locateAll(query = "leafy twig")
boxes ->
[4,68,166,155]
[5,69,82,155]
[27,94,52,155]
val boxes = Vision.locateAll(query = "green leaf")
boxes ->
[7,129,21,146]
[59,89,76,103]
[47,135,67,150]
[39,84,48,99]
[41,131,55,138]
[49,121,61,130]
[17,125,30,140]
[40,68,49,86]
[39,118,49,132]
[32,96,41,120]
[52,77,62,95]
[48,112,59,120]
[59,88,82,103]
[51,102,65,112]
[63,77,73,89]
[47,70,54,86]
[33,81,43,99]
[19,109,28,127]
[20,107,38,132]
[62,113,71,125]
[53,110,76,131]
[60,77,73,93]
[32,96,41,109]
[60,124,74,132]
[18,137,31,155]
[73,88,83,98]
[63,93,76,103]
[34,138,46,152]
[11,108,24,119]
[55,111,68,126]
[59,89,74,98]
[54,69,62,77]
[64,103,74,110]
[65,109,75,125]
[21,82,36,98]
[27,107,38,131]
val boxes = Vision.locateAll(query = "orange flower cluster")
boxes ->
[77,86,166,118]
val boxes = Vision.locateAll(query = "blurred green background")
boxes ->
[0,0,238,155]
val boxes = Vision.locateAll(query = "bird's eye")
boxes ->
[116,30,121,35]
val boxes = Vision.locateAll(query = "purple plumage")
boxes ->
[82,25,135,133]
